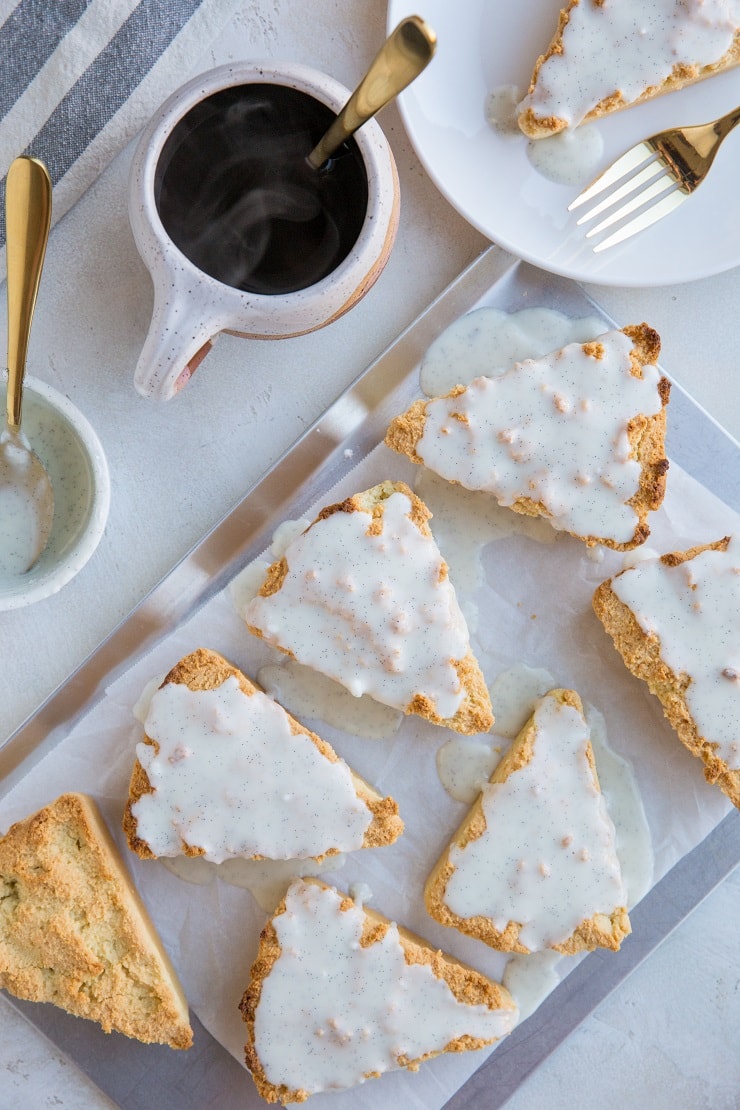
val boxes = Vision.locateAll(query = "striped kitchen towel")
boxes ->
[0,0,242,260]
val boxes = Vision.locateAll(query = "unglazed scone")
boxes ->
[245,481,493,734]
[425,690,630,955]
[593,536,740,808]
[518,0,740,138]
[240,877,517,1103]
[123,648,403,862]
[386,326,669,550]
[0,793,192,1048]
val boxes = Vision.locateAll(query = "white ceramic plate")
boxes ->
[387,0,740,286]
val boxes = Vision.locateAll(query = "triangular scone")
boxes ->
[518,1,740,138]
[425,690,630,955]
[240,877,517,1103]
[593,536,740,809]
[386,326,669,550]
[245,481,493,734]
[123,649,403,863]
[0,793,192,1048]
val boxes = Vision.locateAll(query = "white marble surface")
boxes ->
[0,2,738,1108]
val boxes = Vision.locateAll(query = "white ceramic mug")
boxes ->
[129,61,400,401]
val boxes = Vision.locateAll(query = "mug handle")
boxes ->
[133,272,224,401]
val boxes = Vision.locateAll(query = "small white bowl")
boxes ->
[0,377,110,610]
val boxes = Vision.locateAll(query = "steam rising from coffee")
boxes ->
[154,85,369,296]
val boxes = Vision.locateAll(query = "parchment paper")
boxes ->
[0,445,735,1110]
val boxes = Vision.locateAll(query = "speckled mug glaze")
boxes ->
[130,61,400,401]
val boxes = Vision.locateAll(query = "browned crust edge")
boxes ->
[424,689,631,955]
[246,481,494,735]
[592,536,739,809]
[122,648,403,860]
[518,6,740,138]
[385,326,669,551]
[239,878,517,1104]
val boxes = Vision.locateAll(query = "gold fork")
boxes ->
[569,104,740,252]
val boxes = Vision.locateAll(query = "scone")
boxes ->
[386,326,669,550]
[240,877,517,1103]
[425,690,630,955]
[0,793,192,1048]
[518,0,740,138]
[593,536,740,809]
[245,480,493,734]
[123,648,403,862]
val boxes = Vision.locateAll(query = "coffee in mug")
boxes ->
[129,62,399,400]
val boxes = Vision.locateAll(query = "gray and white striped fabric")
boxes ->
[0,0,242,260]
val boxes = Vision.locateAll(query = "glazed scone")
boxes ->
[593,536,740,809]
[0,793,192,1048]
[386,325,669,550]
[123,648,403,862]
[240,877,517,1103]
[425,690,630,955]
[245,481,493,734]
[518,0,740,138]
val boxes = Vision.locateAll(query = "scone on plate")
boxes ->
[0,792,192,1048]
[425,690,630,955]
[593,536,740,809]
[518,0,740,138]
[386,326,669,550]
[123,648,403,863]
[245,480,493,734]
[240,877,517,1104]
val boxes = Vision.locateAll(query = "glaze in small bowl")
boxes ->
[0,378,110,610]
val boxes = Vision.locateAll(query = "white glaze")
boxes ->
[246,489,471,719]
[132,675,166,724]
[270,518,312,558]
[443,692,627,951]
[484,85,522,135]
[348,881,373,909]
[489,665,651,908]
[0,428,54,576]
[415,329,664,544]
[162,852,346,913]
[488,665,557,739]
[456,665,652,906]
[486,83,604,186]
[621,544,661,570]
[0,377,109,611]
[436,736,502,803]
[525,124,604,186]
[502,950,562,1022]
[415,470,554,636]
[131,676,372,862]
[258,660,402,741]
[519,0,740,131]
[611,537,740,770]
[229,558,272,619]
[586,704,653,905]
[419,306,606,397]
[253,879,516,1095]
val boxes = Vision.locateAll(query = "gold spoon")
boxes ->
[307,15,437,170]
[0,156,54,575]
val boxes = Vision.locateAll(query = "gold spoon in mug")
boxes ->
[0,156,54,575]
[307,15,437,170]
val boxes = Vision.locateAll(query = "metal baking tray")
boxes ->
[3,250,739,1109]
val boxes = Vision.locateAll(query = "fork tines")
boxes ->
[569,140,687,252]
